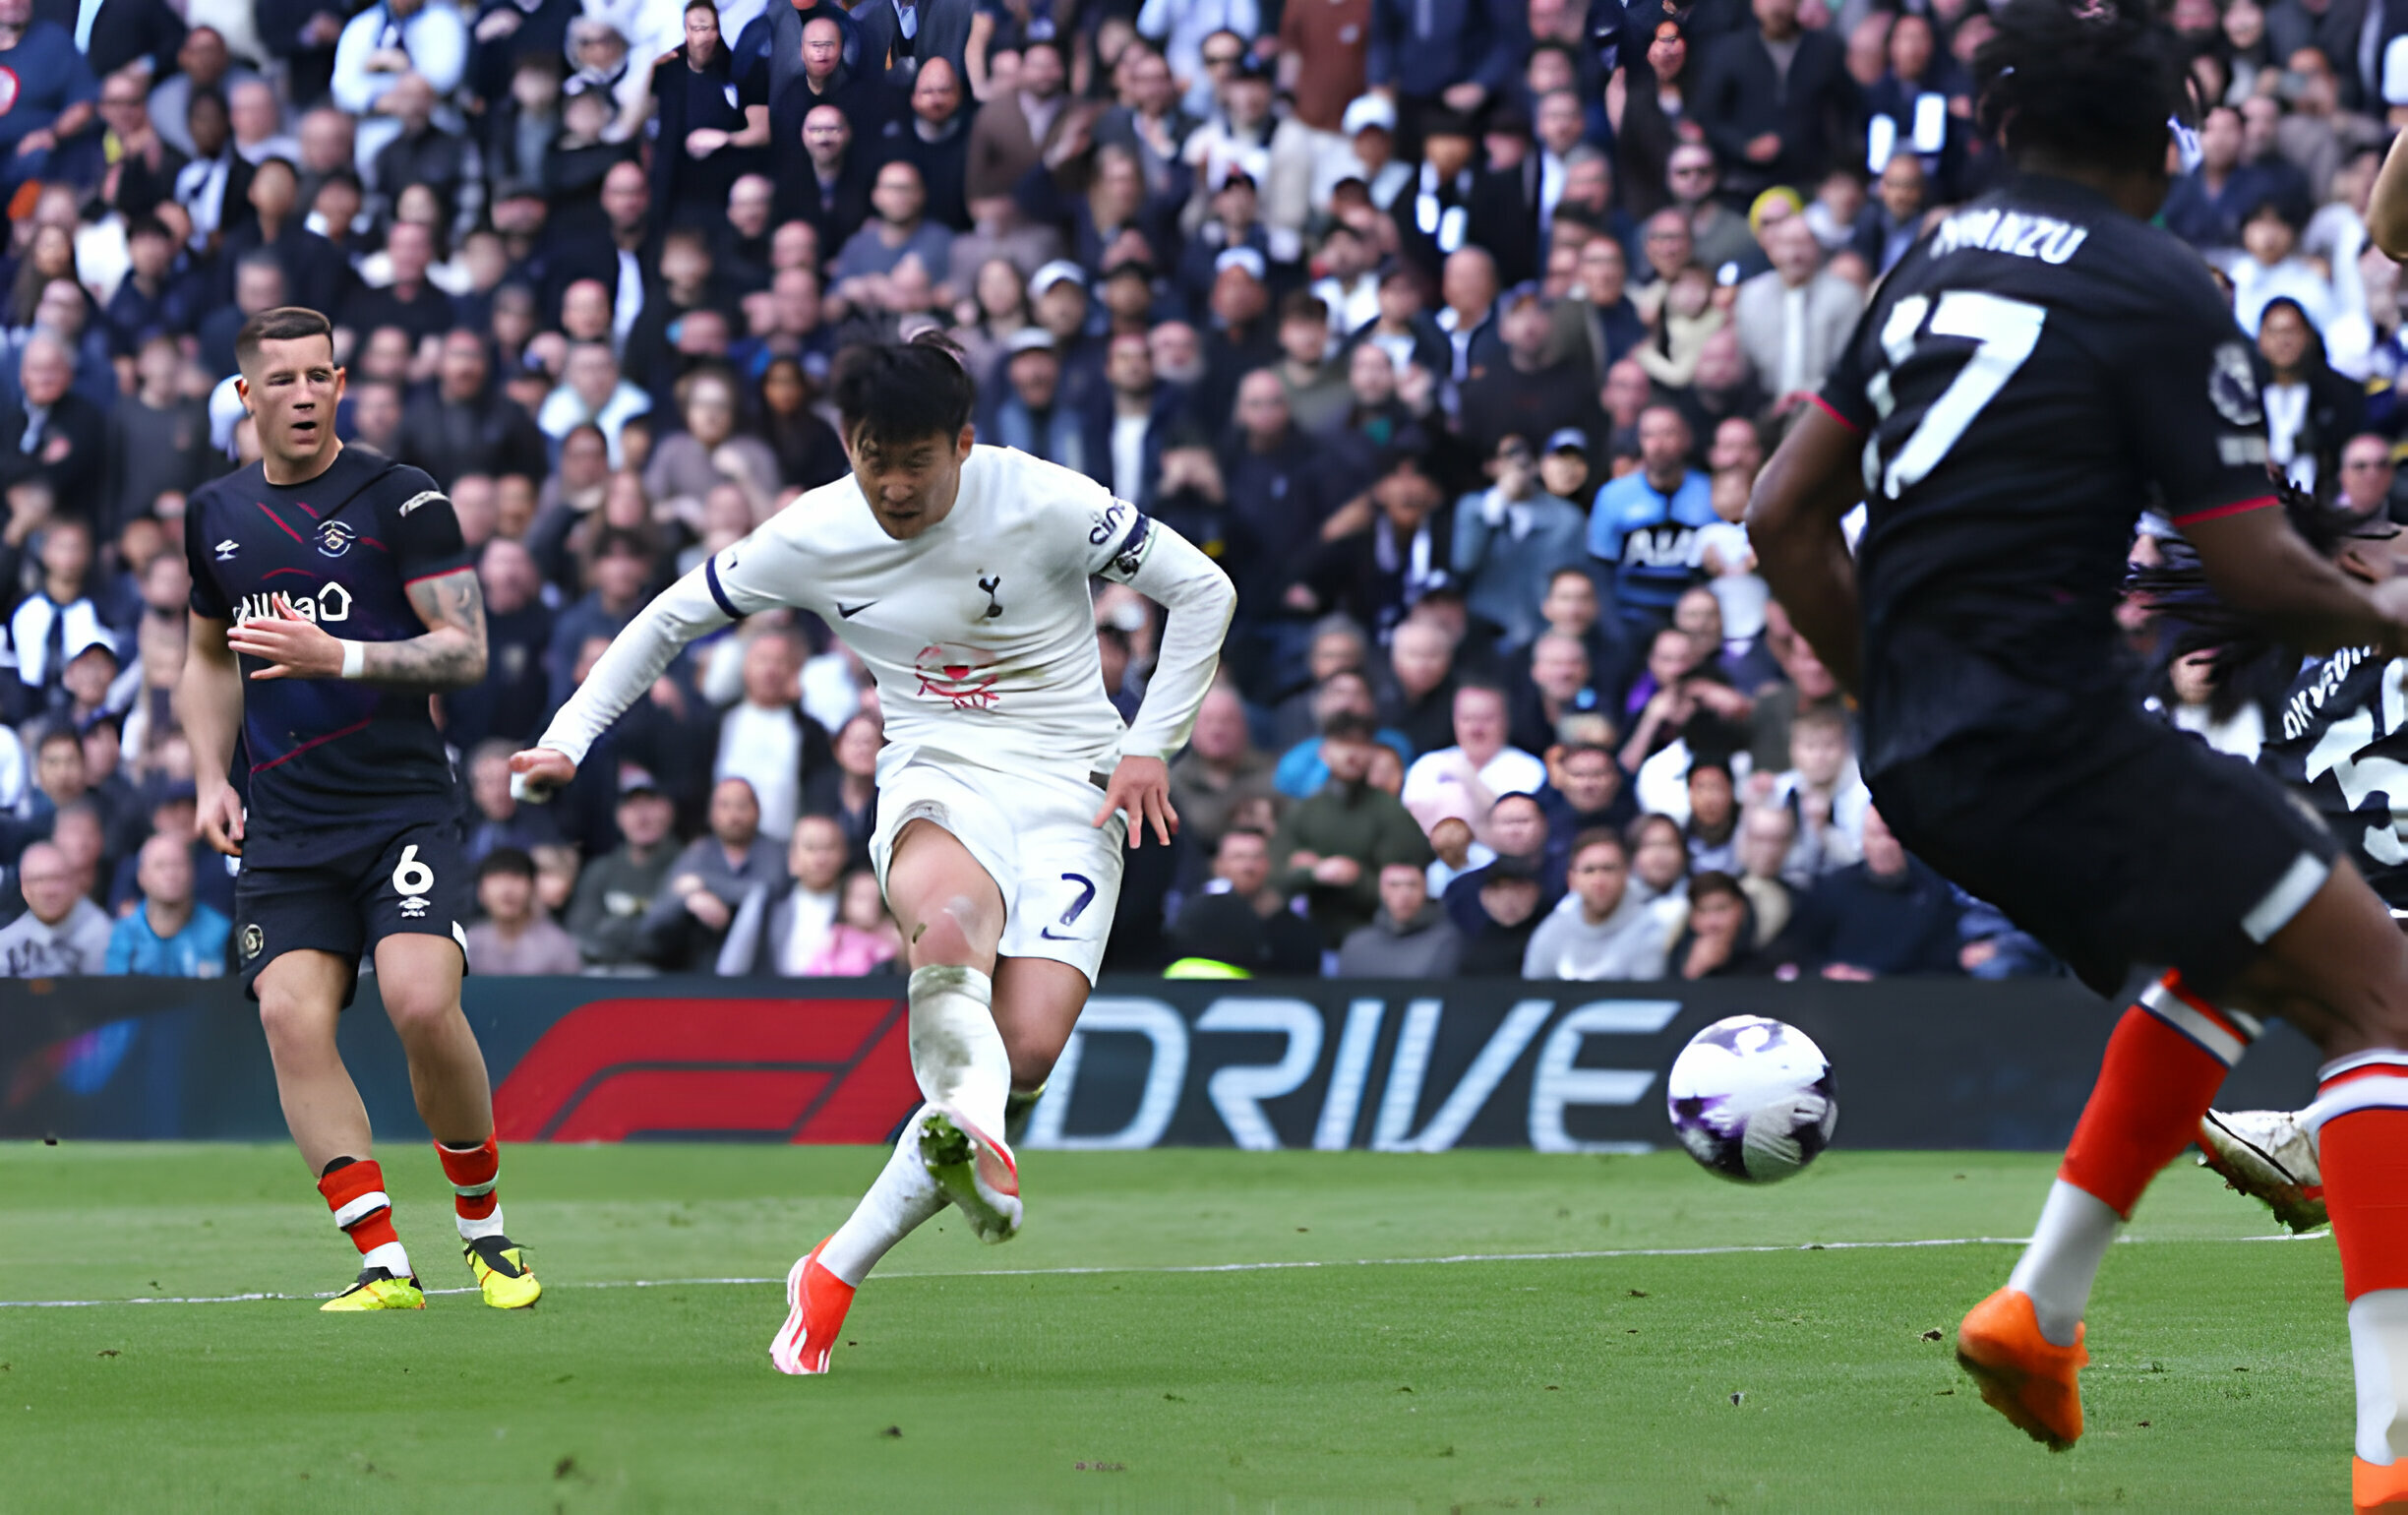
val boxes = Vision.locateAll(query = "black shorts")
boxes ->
[234,818,473,1004]
[1868,710,2338,1000]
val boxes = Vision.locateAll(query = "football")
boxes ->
[1666,1016,1838,1183]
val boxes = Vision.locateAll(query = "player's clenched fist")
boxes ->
[508,746,577,802]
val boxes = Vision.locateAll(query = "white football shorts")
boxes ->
[869,746,1128,983]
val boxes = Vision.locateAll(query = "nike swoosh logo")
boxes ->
[1038,928,1082,940]
[837,601,876,619]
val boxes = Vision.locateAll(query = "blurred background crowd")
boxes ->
[0,0,2382,982]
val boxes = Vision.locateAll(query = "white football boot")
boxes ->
[2197,1108,2327,1233]
[920,1104,1022,1243]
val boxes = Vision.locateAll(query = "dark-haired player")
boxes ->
[1749,0,2408,1495]
[511,333,1235,1373]
[182,306,537,1312]
[2128,485,2404,1240]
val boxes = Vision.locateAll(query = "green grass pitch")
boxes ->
[0,1143,2353,1512]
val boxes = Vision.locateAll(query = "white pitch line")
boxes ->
[0,1231,2329,1309]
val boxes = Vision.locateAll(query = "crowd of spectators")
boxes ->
[0,0,2385,982]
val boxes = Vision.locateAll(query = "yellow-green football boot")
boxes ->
[465,1235,541,1308]
[320,1267,425,1311]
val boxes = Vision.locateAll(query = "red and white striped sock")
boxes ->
[2306,1053,2408,1467]
[2008,972,2258,1345]
[317,1157,410,1279]
[436,1134,507,1242]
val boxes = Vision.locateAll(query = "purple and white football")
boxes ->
[1666,1016,1837,1183]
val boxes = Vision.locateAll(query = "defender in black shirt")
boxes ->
[1750,0,2408,1491]
[182,305,538,1314]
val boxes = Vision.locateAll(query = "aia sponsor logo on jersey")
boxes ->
[915,642,999,710]
[317,520,356,558]
[1622,523,1701,569]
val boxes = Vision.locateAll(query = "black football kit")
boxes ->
[184,446,477,1000]
[2258,646,2408,914]
[1814,174,2336,996]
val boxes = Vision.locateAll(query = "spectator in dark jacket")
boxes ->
[399,330,550,487]
[1690,0,1859,202]
[1442,791,1554,931]
[1366,0,1516,151]
[1169,826,1323,974]
[3,334,106,507]
[1782,807,1966,978]
[1455,853,1546,975]
[1667,869,1771,979]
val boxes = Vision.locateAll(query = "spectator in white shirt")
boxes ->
[717,814,850,975]
[537,342,653,467]
[331,0,469,173]
[2230,198,2336,337]
[714,629,810,844]
[1401,681,1547,845]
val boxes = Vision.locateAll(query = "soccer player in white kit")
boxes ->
[510,333,1236,1373]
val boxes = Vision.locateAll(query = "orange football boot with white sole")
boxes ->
[1956,1287,2087,1450]
[768,1239,855,1376]
[2360,1457,2408,1511]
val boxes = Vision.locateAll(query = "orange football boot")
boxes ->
[1956,1287,2087,1450]
[768,1239,856,1376]
[2359,1456,2408,1511]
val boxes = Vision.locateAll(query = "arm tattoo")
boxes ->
[365,568,490,691]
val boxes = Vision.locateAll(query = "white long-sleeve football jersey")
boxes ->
[534,446,1236,780]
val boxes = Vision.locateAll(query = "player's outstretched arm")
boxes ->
[512,562,748,800]
[1747,403,1865,694]
[223,569,490,690]
[2370,128,2408,260]
[2186,504,2408,659]
[1093,515,1237,847]
[178,613,247,856]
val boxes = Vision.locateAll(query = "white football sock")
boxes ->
[907,965,1009,1142]
[2353,1291,2408,1464]
[818,1105,946,1287]
[1005,1083,1045,1147]
[2006,1180,2121,1347]
[456,1205,508,1243]
[359,1241,412,1279]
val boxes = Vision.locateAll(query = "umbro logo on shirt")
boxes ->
[215,539,239,561]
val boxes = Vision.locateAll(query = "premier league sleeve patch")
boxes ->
[2210,342,2264,428]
